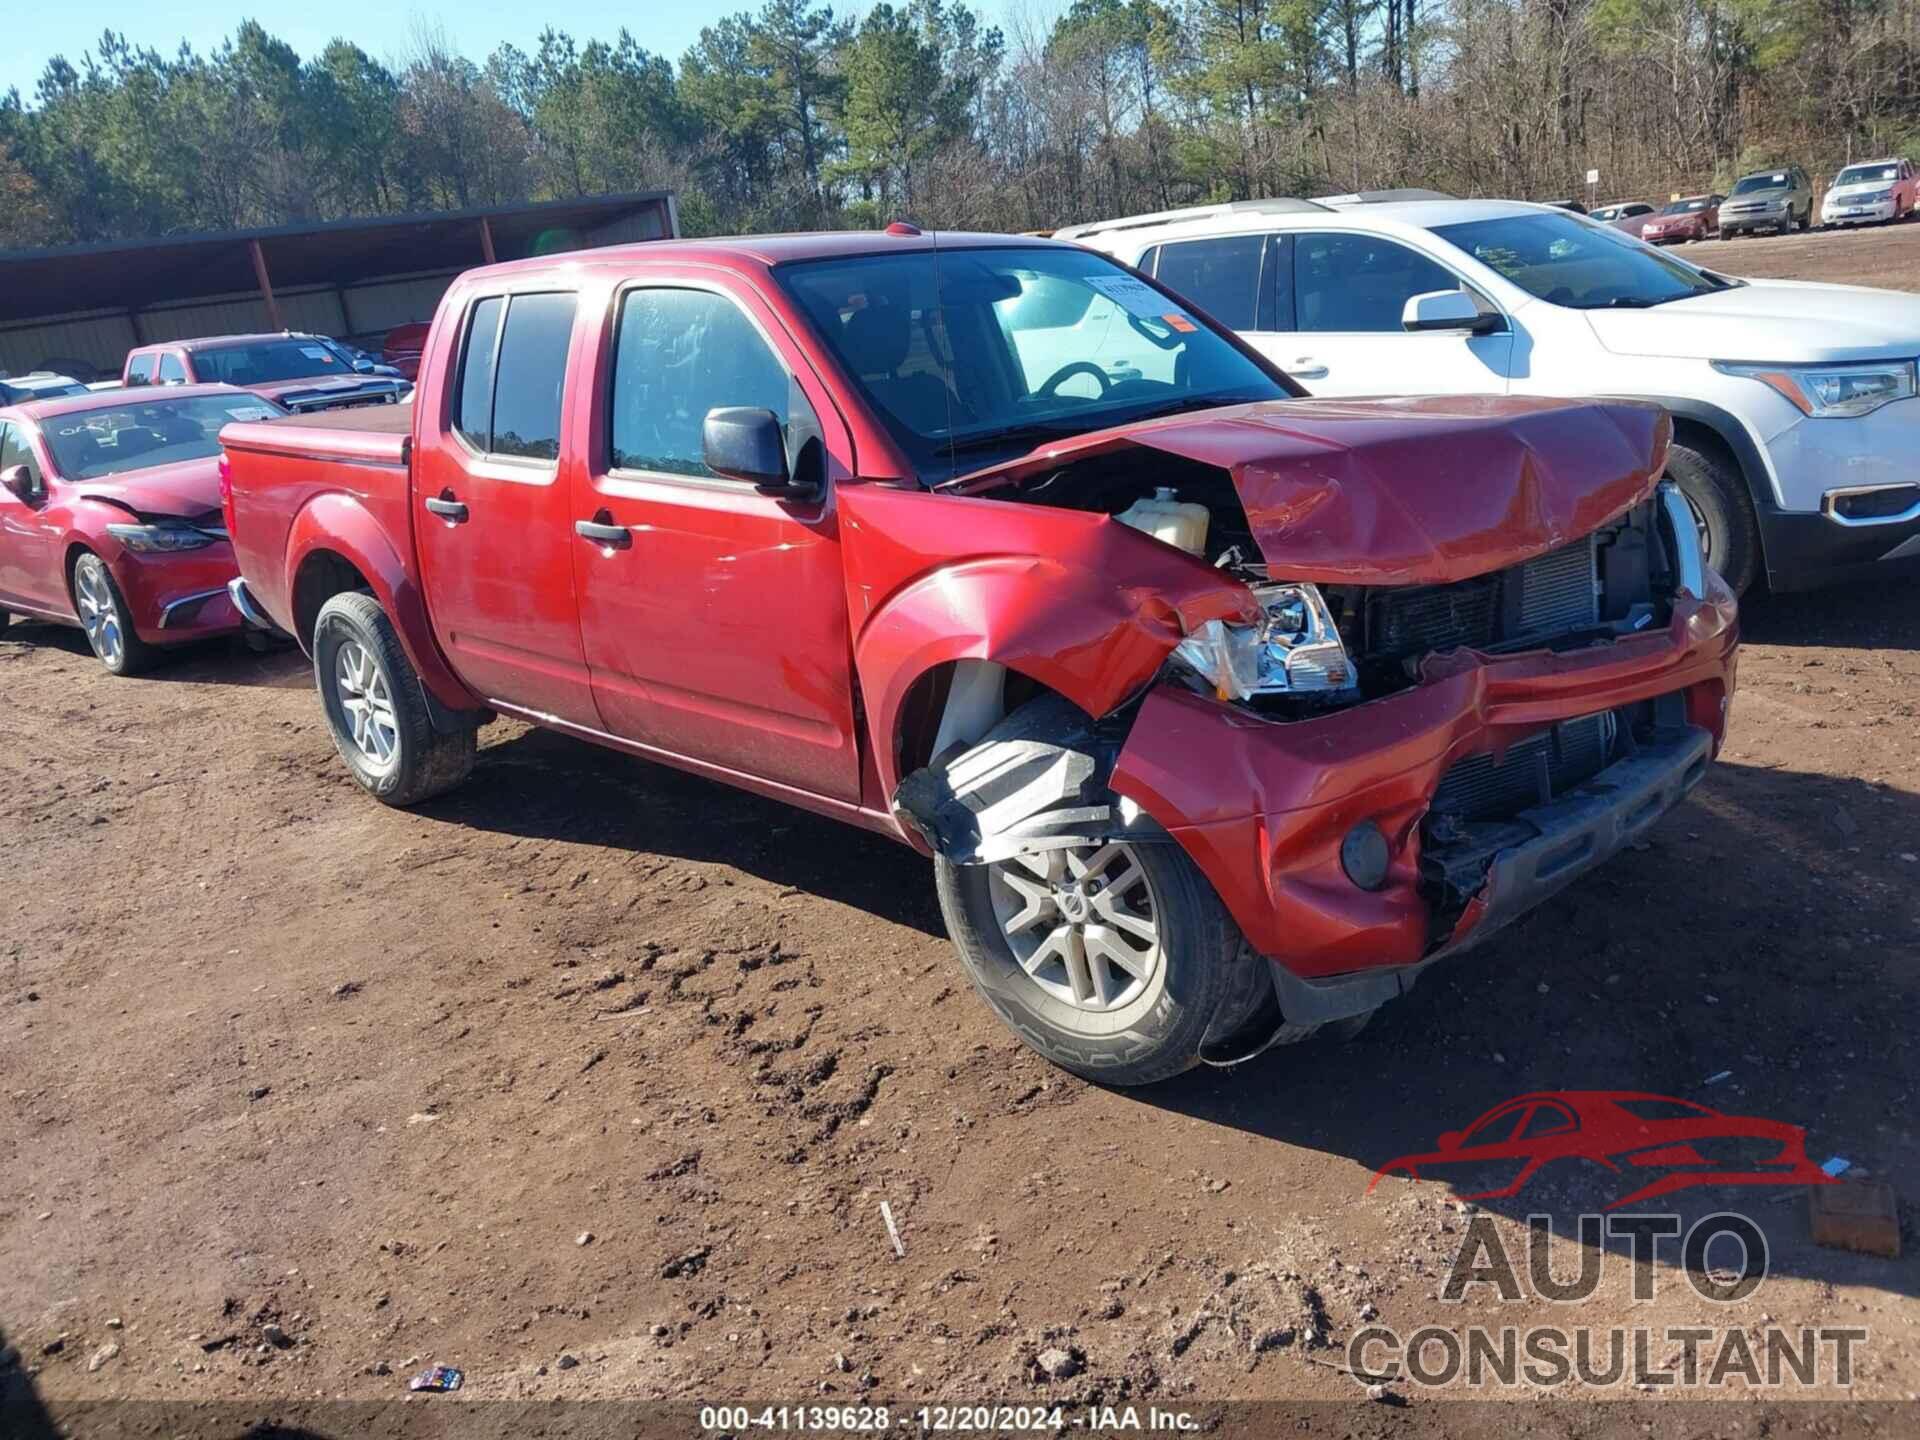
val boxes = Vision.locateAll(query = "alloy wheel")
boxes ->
[73,555,125,669]
[989,842,1164,1017]
[333,640,400,771]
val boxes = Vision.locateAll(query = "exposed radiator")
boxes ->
[1431,711,1616,821]
[1365,535,1599,660]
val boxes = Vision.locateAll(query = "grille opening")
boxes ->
[1430,711,1617,823]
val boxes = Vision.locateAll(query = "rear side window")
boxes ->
[455,297,504,452]
[127,354,156,385]
[609,288,794,479]
[452,292,576,461]
[1152,235,1265,331]
[158,354,187,384]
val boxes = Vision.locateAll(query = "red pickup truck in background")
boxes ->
[219,230,1737,1084]
[125,333,411,414]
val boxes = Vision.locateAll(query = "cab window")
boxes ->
[452,292,576,462]
[609,287,803,480]
[126,355,157,386]
[157,354,188,384]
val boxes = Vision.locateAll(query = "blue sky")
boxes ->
[4,3,1054,101]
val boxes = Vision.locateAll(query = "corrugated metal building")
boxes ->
[0,191,678,380]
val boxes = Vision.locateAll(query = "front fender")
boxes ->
[285,493,477,712]
[841,485,1256,804]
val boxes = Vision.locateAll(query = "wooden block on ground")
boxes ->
[1809,1181,1901,1259]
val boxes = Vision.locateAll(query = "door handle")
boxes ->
[424,494,468,523]
[1286,357,1329,379]
[575,518,632,549]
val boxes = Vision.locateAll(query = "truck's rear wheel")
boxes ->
[1664,438,1759,595]
[313,591,474,806]
[936,833,1263,1087]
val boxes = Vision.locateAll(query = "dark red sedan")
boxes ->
[0,385,281,673]
[1641,194,1724,245]
[1368,1091,1834,1209]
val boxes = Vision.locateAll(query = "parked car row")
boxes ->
[2,200,1903,1087]
[1591,158,1920,243]
[1057,193,1920,596]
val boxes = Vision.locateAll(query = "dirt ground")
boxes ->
[4,222,1920,1435]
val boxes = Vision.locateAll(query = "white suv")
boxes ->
[1057,196,1920,593]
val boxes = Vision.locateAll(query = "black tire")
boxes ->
[1664,437,1760,595]
[937,839,1264,1086]
[69,550,158,676]
[312,590,475,806]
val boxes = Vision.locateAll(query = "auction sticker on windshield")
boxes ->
[1085,274,1191,322]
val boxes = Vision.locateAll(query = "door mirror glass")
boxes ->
[2,463,40,502]
[703,407,801,493]
[1402,289,1495,333]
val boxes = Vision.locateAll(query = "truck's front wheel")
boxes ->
[313,591,475,806]
[937,836,1265,1086]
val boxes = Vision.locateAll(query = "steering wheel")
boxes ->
[1035,361,1112,401]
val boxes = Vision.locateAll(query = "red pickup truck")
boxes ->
[220,230,1737,1085]
[125,334,411,414]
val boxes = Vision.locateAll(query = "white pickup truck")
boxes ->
[1059,196,1920,594]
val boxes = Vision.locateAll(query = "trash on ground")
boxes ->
[1703,1070,1732,1086]
[880,1200,906,1259]
[1821,1156,1852,1178]
[409,1363,464,1392]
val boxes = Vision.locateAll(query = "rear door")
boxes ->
[412,287,600,726]
[570,270,862,803]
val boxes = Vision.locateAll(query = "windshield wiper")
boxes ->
[942,420,1089,456]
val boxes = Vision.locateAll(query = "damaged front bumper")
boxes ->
[1108,583,1738,1012]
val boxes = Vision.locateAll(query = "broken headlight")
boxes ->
[1174,582,1356,702]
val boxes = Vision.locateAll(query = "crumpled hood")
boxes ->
[956,395,1667,585]
[77,456,224,523]
[1587,277,1920,362]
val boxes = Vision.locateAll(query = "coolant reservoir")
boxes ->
[1116,486,1209,556]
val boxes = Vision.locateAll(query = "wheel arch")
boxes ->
[1607,394,1778,582]
[283,493,478,716]
[858,554,1188,808]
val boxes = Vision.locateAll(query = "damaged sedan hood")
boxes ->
[953,395,1668,584]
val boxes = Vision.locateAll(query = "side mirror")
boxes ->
[703,406,814,497]
[2,464,40,502]
[1436,1129,1464,1153]
[1402,289,1500,335]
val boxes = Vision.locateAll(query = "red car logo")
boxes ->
[1368,1091,1836,1210]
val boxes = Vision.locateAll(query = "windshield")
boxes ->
[1432,212,1723,309]
[1661,198,1710,213]
[776,245,1287,478]
[42,394,282,480]
[193,339,357,386]
[1732,173,1789,194]
[1836,164,1899,186]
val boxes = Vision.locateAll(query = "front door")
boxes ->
[570,276,862,803]
[1251,230,1514,398]
[412,287,600,726]
[0,423,56,611]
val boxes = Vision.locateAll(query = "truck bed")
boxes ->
[221,402,412,469]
